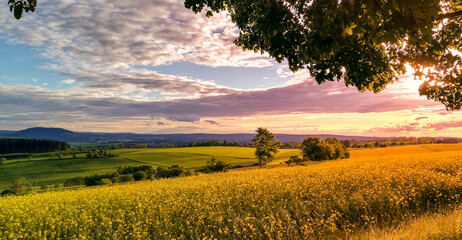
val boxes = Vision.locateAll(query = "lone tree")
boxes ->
[252,127,282,167]
[185,0,462,110]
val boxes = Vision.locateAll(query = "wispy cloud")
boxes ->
[367,123,420,133]
[415,116,428,121]
[422,121,462,131]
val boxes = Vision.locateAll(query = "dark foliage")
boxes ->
[1,189,12,197]
[119,174,134,182]
[84,173,115,186]
[285,156,304,166]
[185,0,462,110]
[0,138,70,154]
[133,171,148,181]
[97,178,112,185]
[300,137,349,161]
[8,0,36,19]
[183,140,241,147]
[118,165,156,176]
[202,157,231,173]
[63,177,85,187]
[157,165,195,179]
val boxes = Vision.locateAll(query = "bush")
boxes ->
[203,157,231,173]
[119,174,135,183]
[300,137,350,161]
[118,165,156,177]
[111,176,121,184]
[84,174,113,186]
[0,158,6,164]
[133,171,148,181]
[40,183,48,190]
[11,177,32,195]
[285,156,303,165]
[157,165,195,179]
[97,178,112,185]
[325,138,350,159]
[64,177,85,187]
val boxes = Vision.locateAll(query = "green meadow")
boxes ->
[0,147,298,190]
[112,147,300,168]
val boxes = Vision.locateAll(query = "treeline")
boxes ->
[182,140,242,147]
[0,138,70,154]
[64,165,195,187]
[341,137,460,149]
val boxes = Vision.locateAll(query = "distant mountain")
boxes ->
[0,130,16,136]
[10,127,93,142]
[0,127,388,144]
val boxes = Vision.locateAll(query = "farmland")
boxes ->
[113,147,300,168]
[0,147,299,189]
[2,144,462,239]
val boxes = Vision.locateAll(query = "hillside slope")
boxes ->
[1,144,462,239]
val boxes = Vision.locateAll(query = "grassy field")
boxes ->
[112,147,300,168]
[0,147,297,189]
[0,157,140,190]
[2,144,462,239]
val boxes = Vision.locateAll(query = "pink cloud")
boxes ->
[367,123,421,133]
[422,121,462,131]
[415,116,428,121]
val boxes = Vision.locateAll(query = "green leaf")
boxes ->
[14,4,23,20]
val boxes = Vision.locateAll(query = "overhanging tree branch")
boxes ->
[437,10,462,20]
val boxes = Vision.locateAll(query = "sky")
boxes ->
[0,0,461,137]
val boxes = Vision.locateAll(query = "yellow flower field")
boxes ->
[2,145,462,239]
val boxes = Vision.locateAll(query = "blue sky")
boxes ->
[0,0,460,136]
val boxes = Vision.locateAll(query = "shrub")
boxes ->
[64,177,85,187]
[133,171,148,181]
[300,137,350,161]
[40,183,48,190]
[325,138,350,159]
[97,178,112,185]
[119,174,135,183]
[84,174,113,186]
[118,165,156,177]
[157,165,195,179]
[285,156,303,165]
[203,157,231,173]
[111,176,121,184]
[10,177,32,195]
[0,158,6,164]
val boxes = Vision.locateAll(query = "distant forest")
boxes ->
[0,138,70,154]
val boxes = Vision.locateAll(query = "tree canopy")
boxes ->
[185,0,462,110]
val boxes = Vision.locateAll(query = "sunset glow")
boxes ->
[0,0,460,137]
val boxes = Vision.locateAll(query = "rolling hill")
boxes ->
[1,127,388,144]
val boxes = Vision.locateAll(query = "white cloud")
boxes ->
[62,79,75,84]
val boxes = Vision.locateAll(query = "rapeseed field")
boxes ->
[2,145,462,239]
